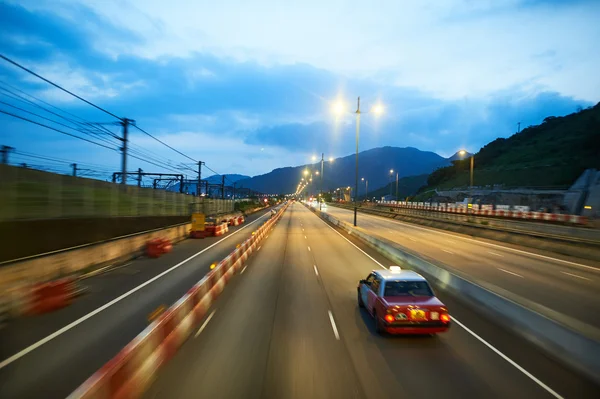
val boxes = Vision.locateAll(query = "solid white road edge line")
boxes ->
[0,211,271,370]
[315,207,563,399]
[314,265,319,276]
[194,310,216,338]
[241,265,248,274]
[308,246,311,252]
[315,215,387,270]
[329,208,600,273]
[328,310,340,340]
[451,316,564,399]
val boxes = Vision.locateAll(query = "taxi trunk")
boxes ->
[380,296,451,334]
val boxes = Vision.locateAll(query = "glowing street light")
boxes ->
[332,100,346,116]
[331,96,384,226]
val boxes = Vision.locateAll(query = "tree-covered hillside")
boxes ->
[424,102,600,190]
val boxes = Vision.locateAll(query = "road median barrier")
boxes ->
[331,203,600,262]
[68,202,290,399]
[309,204,600,386]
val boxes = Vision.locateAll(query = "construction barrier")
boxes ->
[69,202,290,399]
[9,277,80,316]
[145,238,173,258]
[377,202,588,225]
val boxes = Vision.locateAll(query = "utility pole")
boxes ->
[221,175,225,199]
[71,163,77,177]
[320,152,324,210]
[1,145,14,164]
[395,172,399,201]
[137,168,143,187]
[354,96,360,227]
[120,118,134,185]
[197,161,204,196]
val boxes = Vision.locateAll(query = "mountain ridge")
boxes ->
[236,146,455,194]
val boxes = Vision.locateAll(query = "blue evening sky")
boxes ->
[0,0,598,177]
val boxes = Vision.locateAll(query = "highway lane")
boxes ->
[324,205,600,330]
[0,210,271,399]
[144,202,599,398]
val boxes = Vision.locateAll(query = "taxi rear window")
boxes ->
[384,281,433,297]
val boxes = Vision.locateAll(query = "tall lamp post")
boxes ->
[459,150,474,212]
[362,177,368,201]
[313,153,333,210]
[333,98,383,226]
[389,169,394,197]
[395,171,399,201]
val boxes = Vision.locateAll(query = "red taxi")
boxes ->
[357,266,451,335]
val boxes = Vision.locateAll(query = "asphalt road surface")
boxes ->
[324,205,600,330]
[144,202,600,399]
[0,210,271,399]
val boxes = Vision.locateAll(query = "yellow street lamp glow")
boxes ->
[312,155,317,161]
[372,103,384,115]
[390,169,394,174]
[303,169,309,176]
[329,157,334,162]
[361,177,365,181]
[332,100,346,116]
[315,171,320,175]
[459,150,467,156]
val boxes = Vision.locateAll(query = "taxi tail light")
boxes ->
[440,314,451,323]
[384,314,394,323]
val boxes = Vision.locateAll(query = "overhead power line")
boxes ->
[0,54,122,121]
[131,124,197,163]
[0,109,118,151]
[0,80,120,139]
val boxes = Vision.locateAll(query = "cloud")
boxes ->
[48,0,600,101]
[0,0,598,178]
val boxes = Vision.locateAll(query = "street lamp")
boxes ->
[389,169,394,197]
[459,149,474,211]
[332,97,384,226]
[362,177,368,201]
[312,153,332,211]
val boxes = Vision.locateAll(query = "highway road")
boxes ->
[324,205,600,330]
[0,210,272,399]
[144,202,600,399]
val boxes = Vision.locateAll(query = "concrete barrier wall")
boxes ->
[311,205,600,386]
[333,204,600,262]
[0,223,192,291]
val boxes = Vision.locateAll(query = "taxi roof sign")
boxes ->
[389,266,402,273]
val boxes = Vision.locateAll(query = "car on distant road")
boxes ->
[357,266,451,335]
